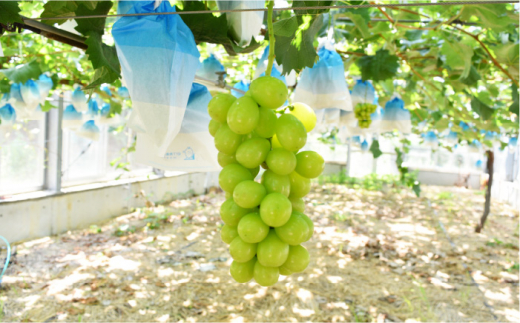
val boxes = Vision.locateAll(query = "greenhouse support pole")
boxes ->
[44,95,63,192]
[476,150,494,233]
[346,138,351,177]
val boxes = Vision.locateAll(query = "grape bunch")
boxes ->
[207,76,324,286]
[354,103,377,128]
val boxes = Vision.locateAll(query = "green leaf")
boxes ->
[74,1,113,36]
[0,1,22,24]
[273,17,299,37]
[441,41,473,79]
[177,1,228,45]
[41,100,57,112]
[460,4,515,32]
[494,43,519,67]
[109,100,122,116]
[412,183,421,197]
[223,37,262,56]
[84,31,120,84]
[0,60,42,83]
[40,1,77,25]
[0,79,10,93]
[369,140,383,159]
[292,1,333,15]
[344,12,370,38]
[274,15,324,75]
[433,118,450,131]
[356,49,399,82]
[470,96,494,120]
[404,30,424,41]
[510,84,519,116]
[459,65,481,86]
[84,66,119,90]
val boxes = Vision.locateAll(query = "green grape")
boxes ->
[298,212,314,242]
[255,107,277,138]
[271,134,282,149]
[257,230,289,267]
[254,261,279,286]
[220,198,252,226]
[295,151,325,179]
[225,191,233,199]
[238,212,270,243]
[230,257,256,283]
[218,152,237,168]
[288,172,311,198]
[289,196,305,213]
[209,119,222,137]
[275,114,307,152]
[274,212,310,246]
[219,164,253,193]
[208,93,236,123]
[227,97,260,134]
[233,180,267,208]
[259,193,292,227]
[221,224,239,244]
[289,102,316,133]
[236,138,271,169]
[249,166,260,178]
[266,148,297,176]
[229,236,257,263]
[278,266,292,276]
[354,103,377,129]
[215,124,243,155]
[261,170,290,197]
[249,76,288,110]
[280,245,310,273]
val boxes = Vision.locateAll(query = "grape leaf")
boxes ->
[510,85,519,116]
[177,1,228,45]
[0,60,42,83]
[84,32,120,88]
[74,1,113,36]
[223,37,262,56]
[0,1,22,24]
[344,12,370,38]
[470,96,494,120]
[0,79,11,93]
[460,4,515,32]
[356,49,399,82]
[274,15,324,75]
[459,65,481,86]
[84,66,118,90]
[370,140,382,159]
[292,1,333,15]
[40,1,77,25]
[441,41,473,79]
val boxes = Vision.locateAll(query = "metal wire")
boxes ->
[29,1,519,21]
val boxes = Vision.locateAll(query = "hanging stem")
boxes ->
[265,1,275,77]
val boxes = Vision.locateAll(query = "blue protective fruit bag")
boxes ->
[113,0,200,156]
[135,83,219,172]
[293,44,352,112]
[380,96,411,134]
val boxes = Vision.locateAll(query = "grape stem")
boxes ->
[265,1,275,77]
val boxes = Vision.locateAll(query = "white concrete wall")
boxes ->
[0,172,219,243]
[491,179,519,210]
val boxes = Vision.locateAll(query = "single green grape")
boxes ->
[227,96,260,134]
[254,261,280,286]
[295,151,325,179]
[288,171,311,198]
[261,170,290,197]
[249,76,288,110]
[236,138,271,169]
[257,230,289,267]
[259,193,292,227]
[278,265,292,276]
[230,257,256,283]
[208,93,236,123]
[289,102,316,132]
[229,236,257,263]
[266,148,297,176]
[219,163,253,193]
[209,119,222,137]
[238,212,270,243]
[220,198,252,226]
[280,245,310,273]
[221,224,239,244]
[274,212,310,246]
[275,114,307,152]
[298,212,314,242]
[289,196,305,213]
[215,124,243,155]
[218,152,237,168]
[233,180,267,208]
[255,107,277,138]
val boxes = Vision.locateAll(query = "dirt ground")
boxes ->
[1,184,518,322]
